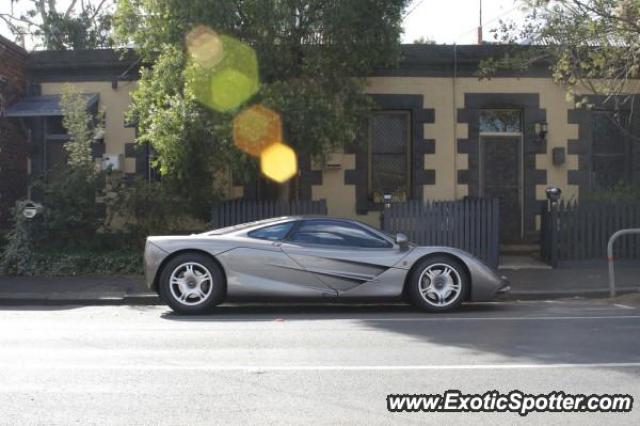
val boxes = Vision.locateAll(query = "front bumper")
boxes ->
[495,276,511,299]
[143,240,169,291]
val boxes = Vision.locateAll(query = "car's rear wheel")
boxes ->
[158,253,225,314]
[407,256,468,312]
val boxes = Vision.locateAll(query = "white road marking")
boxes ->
[614,304,635,310]
[175,315,640,322]
[1,362,640,372]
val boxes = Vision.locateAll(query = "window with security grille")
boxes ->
[591,110,631,189]
[369,111,410,203]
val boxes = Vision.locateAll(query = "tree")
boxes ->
[484,0,640,108]
[1,0,113,49]
[60,86,104,172]
[114,0,409,204]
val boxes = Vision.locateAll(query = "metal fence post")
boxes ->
[607,228,640,298]
[545,187,562,268]
[380,193,392,230]
[549,201,558,268]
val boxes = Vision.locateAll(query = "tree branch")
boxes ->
[89,0,109,21]
[65,0,79,17]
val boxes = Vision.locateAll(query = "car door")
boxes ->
[280,219,409,293]
[217,221,337,298]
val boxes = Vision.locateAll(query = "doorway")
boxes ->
[478,109,524,244]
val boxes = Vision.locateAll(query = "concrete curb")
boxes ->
[506,287,640,301]
[0,288,638,306]
[0,294,162,306]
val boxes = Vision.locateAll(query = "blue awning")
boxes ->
[4,93,99,117]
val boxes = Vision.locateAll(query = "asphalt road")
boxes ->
[0,300,639,425]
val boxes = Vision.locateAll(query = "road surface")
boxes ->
[0,300,638,425]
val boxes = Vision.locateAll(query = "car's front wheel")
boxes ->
[158,253,225,314]
[407,256,468,312]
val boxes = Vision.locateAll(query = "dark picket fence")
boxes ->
[382,198,500,268]
[210,199,328,228]
[541,201,640,264]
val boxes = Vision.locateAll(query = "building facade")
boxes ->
[2,43,638,245]
[0,35,28,228]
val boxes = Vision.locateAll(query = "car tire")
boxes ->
[407,256,468,313]
[158,253,226,314]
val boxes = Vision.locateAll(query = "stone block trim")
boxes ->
[297,155,323,201]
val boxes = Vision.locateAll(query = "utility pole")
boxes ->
[477,0,483,45]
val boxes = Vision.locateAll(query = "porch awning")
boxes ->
[4,93,99,117]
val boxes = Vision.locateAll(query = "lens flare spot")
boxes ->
[209,67,258,112]
[185,29,259,113]
[233,105,282,157]
[260,142,298,183]
[186,26,224,69]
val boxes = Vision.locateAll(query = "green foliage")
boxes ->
[114,0,409,194]
[33,169,103,249]
[484,0,640,105]
[0,201,36,275]
[106,177,206,247]
[28,250,142,276]
[60,87,103,172]
[582,182,640,203]
[126,47,230,212]
[2,0,113,49]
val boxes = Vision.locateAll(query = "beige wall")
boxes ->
[41,81,138,174]
[41,77,591,226]
[310,76,581,223]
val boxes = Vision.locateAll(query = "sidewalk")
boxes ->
[0,275,157,305]
[0,262,638,305]
[499,261,640,299]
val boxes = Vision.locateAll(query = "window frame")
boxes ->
[285,219,393,249]
[589,109,632,190]
[367,109,412,203]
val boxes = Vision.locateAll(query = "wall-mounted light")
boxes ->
[534,121,548,141]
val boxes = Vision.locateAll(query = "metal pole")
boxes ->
[607,228,640,298]
[549,199,558,268]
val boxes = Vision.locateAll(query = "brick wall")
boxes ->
[0,35,28,229]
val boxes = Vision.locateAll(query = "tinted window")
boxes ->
[248,222,294,241]
[591,111,630,189]
[289,220,391,248]
[369,111,409,203]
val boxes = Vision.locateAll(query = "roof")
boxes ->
[26,49,141,82]
[0,34,27,57]
[22,44,553,82]
[5,93,99,117]
[372,44,552,77]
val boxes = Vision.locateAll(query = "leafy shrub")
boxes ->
[0,87,209,276]
[106,177,206,249]
[582,183,640,204]
[31,169,104,250]
[0,201,37,275]
[28,250,142,276]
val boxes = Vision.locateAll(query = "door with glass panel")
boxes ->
[479,110,524,243]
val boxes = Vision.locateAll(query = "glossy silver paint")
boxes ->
[144,216,509,302]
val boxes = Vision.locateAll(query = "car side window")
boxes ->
[248,222,294,241]
[288,220,391,248]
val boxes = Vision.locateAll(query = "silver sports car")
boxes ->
[144,216,510,314]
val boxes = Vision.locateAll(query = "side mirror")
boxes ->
[396,233,409,250]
